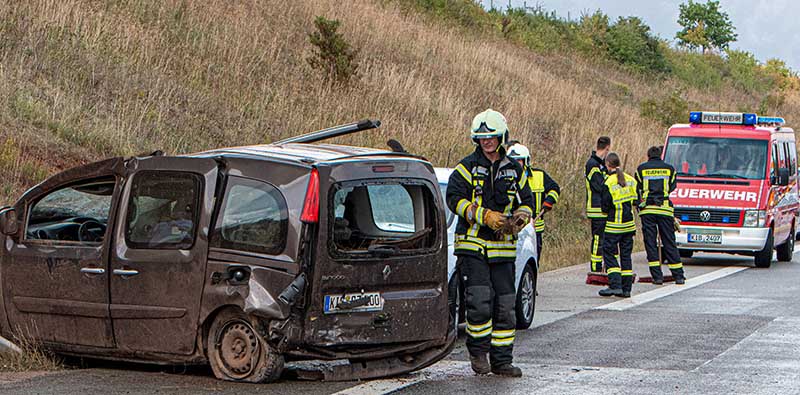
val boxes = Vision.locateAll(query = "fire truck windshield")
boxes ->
[664,137,769,180]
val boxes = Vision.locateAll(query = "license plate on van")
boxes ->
[324,292,384,314]
[688,233,722,244]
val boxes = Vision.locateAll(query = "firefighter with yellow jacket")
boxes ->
[507,142,560,261]
[597,153,638,298]
[446,109,534,377]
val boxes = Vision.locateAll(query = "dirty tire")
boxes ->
[754,229,774,268]
[207,308,283,383]
[515,264,536,330]
[777,228,794,262]
[448,272,462,333]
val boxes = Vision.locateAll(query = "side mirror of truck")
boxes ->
[0,208,18,236]
[776,168,791,186]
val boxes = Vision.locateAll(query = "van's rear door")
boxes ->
[304,159,448,346]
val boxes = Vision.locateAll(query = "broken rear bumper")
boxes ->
[288,327,456,381]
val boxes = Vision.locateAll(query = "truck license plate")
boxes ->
[688,233,722,244]
[324,292,383,314]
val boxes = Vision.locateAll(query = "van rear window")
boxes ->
[330,181,438,256]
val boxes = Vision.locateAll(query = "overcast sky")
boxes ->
[479,0,800,71]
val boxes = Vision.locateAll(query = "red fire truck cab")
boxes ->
[663,112,798,268]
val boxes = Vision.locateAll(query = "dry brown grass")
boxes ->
[0,326,62,373]
[1,0,798,269]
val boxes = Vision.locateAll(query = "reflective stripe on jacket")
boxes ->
[524,167,560,232]
[635,157,677,216]
[601,171,638,234]
[585,152,607,219]
[446,147,534,263]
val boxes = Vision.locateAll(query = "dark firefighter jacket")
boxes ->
[585,152,607,219]
[522,166,560,232]
[447,147,534,263]
[601,170,638,234]
[635,157,677,216]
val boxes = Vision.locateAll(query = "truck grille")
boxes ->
[674,208,742,224]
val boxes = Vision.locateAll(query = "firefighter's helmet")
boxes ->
[507,143,530,167]
[471,109,509,146]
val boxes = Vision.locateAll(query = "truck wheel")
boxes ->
[777,229,794,262]
[678,249,694,259]
[207,308,283,383]
[754,229,774,268]
[515,264,537,330]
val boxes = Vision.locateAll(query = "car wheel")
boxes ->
[448,272,462,333]
[678,249,694,259]
[776,228,794,262]
[515,264,536,330]
[754,229,774,268]
[207,308,283,383]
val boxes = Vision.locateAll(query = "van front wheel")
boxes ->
[754,229,774,268]
[207,309,284,383]
[777,228,794,262]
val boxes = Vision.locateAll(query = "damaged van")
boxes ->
[0,120,454,383]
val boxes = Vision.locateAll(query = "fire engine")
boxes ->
[663,112,798,268]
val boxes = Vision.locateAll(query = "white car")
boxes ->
[436,168,538,330]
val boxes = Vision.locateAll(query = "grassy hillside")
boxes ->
[1,0,798,270]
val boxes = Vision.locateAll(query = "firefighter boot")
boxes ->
[470,353,491,375]
[599,271,622,297]
[649,264,664,285]
[598,287,623,297]
[491,363,523,377]
[621,276,633,298]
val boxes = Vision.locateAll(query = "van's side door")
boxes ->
[1,160,122,348]
[108,156,218,355]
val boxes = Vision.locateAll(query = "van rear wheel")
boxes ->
[754,229,774,268]
[207,309,284,383]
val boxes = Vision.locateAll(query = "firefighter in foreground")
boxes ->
[585,136,612,281]
[507,142,560,261]
[446,109,534,377]
[636,146,687,285]
[598,153,638,297]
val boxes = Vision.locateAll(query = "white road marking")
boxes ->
[330,361,468,395]
[596,266,749,311]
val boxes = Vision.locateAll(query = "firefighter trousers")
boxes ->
[458,254,516,367]
[535,231,543,264]
[641,214,685,282]
[590,219,606,272]
[603,232,634,292]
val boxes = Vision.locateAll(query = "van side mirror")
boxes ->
[775,168,790,186]
[0,208,18,236]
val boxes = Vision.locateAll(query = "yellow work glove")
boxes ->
[482,210,507,231]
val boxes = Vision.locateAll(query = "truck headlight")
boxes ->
[743,210,766,227]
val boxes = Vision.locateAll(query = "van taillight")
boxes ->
[300,168,320,223]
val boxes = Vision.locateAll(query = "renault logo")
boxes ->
[383,265,392,280]
[699,210,711,222]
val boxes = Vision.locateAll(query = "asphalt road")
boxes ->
[2,251,798,394]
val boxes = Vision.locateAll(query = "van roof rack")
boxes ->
[274,119,381,145]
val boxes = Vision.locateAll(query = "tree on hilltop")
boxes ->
[676,0,737,53]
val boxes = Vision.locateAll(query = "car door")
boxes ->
[108,156,218,355]
[1,159,123,348]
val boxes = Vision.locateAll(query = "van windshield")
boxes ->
[330,181,438,256]
[664,137,768,180]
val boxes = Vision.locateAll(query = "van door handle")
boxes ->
[80,267,105,275]
[113,269,139,278]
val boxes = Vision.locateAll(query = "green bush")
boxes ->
[606,17,668,74]
[726,49,771,94]
[640,90,689,127]
[667,50,724,91]
[307,16,360,84]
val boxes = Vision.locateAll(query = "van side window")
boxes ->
[783,142,796,175]
[772,143,780,177]
[26,177,116,243]
[211,177,288,255]
[125,171,201,250]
